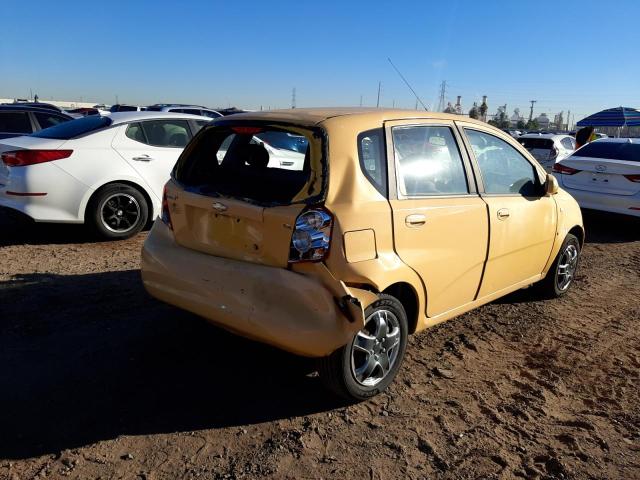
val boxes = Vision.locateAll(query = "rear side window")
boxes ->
[561,138,575,150]
[32,115,112,139]
[202,110,222,118]
[140,120,191,147]
[174,125,324,206]
[392,125,468,196]
[182,109,202,116]
[519,138,553,149]
[575,142,640,162]
[0,112,32,134]
[34,112,68,129]
[358,129,387,197]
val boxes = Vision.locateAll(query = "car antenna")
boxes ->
[387,57,429,111]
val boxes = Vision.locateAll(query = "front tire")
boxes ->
[318,294,408,401]
[537,233,581,298]
[87,183,149,240]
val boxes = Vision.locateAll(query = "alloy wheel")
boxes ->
[100,193,141,234]
[350,309,401,386]
[557,243,579,291]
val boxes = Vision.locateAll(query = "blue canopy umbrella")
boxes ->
[577,106,640,127]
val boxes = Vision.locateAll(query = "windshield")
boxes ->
[31,115,112,139]
[575,142,640,162]
[174,124,325,206]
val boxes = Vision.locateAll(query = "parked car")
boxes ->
[518,133,575,171]
[5,102,63,112]
[66,107,99,116]
[141,108,584,400]
[0,112,210,238]
[109,104,145,112]
[0,105,73,139]
[145,104,222,119]
[553,138,640,217]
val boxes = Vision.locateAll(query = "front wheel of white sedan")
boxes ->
[318,294,408,401]
[87,183,148,240]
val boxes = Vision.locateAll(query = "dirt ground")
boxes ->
[0,209,638,480]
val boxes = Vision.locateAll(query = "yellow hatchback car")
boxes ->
[141,109,584,400]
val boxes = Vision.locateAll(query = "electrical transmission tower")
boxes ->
[292,87,296,109]
[437,81,447,112]
[529,100,537,121]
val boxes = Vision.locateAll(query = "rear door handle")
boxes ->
[405,214,426,227]
[497,208,510,220]
[132,155,153,162]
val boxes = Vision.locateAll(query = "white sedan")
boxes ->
[0,112,210,238]
[552,138,640,217]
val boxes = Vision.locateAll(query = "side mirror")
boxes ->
[545,175,559,195]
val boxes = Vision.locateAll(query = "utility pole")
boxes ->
[415,99,418,110]
[359,95,363,107]
[437,81,447,112]
[528,100,537,121]
[567,110,571,130]
[291,87,296,109]
[376,81,381,108]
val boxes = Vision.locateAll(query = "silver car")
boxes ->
[518,133,576,171]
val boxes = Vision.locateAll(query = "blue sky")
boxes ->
[2,0,639,123]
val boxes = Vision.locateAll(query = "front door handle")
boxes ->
[405,214,426,227]
[497,208,510,220]
[132,155,153,162]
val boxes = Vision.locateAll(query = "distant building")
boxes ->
[510,108,525,128]
[536,113,550,130]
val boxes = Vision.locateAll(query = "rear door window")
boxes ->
[560,138,575,150]
[0,111,32,134]
[392,125,468,196]
[140,120,191,147]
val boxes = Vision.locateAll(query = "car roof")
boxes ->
[518,133,570,139]
[105,111,211,124]
[0,104,72,116]
[220,107,496,127]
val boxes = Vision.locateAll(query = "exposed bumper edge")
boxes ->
[141,219,364,357]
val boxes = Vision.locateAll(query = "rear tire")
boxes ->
[318,293,408,401]
[536,233,581,298]
[87,183,148,240]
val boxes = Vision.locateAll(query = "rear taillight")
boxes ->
[623,174,640,183]
[552,163,581,175]
[1,149,72,167]
[288,208,333,263]
[161,185,173,230]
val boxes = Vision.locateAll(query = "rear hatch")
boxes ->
[559,141,640,195]
[168,121,327,267]
[519,137,554,165]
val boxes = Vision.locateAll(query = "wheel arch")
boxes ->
[81,179,157,224]
[568,225,585,247]
[382,282,421,334]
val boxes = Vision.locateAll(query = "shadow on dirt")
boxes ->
[0,270,342,460]
[582,209,640,244]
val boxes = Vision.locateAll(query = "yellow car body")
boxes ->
[141,108,584,397]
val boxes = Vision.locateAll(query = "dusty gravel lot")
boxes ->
[1,209,639,480]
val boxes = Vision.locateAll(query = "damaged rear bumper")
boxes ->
[141,220,374,357]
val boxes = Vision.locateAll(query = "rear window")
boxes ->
[174,125,325,206]
[575,141,640,162]
[519,138,553,149]
[0,111,32,134]
[32,115,112,139]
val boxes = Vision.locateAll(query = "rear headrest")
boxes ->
[244,143,269,168]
